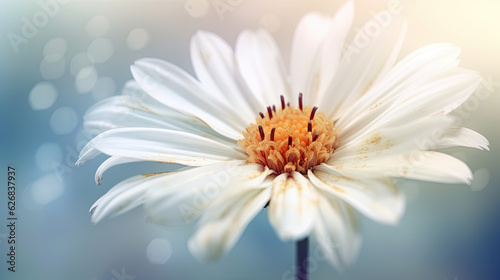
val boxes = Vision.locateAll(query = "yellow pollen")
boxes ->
[238,96,336,174]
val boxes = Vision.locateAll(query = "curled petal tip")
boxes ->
[90,213,102,224]
[75,159,85,167]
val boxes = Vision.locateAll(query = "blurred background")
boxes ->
[1,0,499,279]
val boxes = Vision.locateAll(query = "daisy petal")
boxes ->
[77,127,246,166]
[398,151,473,184]
[324,117,449,179]
[90,172,170,223]
[309,169,405,224]
[235,28,289,106]
[290,12,332,102]
[324,150,473,185]
[121,79,197,121]
[312,0,355,104]
[145,162,273,226]
[84,96,205,135]
[188,182,272,261]
[131,58,246,140]
[83,95,238,148]
[336,43,461,130]
[268,172,318,241]
[380,69,480,124]
[94,156,142,185]
[333,116,455,166]
[312,195,361,271]
[317,0,355,87]
[190,30,262,117]
[435,127,490,151]
[337,68,480,145]
[322,17,407,120]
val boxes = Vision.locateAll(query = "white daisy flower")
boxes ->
[78,0,489,271]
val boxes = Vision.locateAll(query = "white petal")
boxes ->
[84,95,206,135]
[333,116,455,166]
[318,1,355,84]
[324,150,473,185]
[190,31,262,117]
[380,69,480,124]
[94,156,142,184]
[145,161,273,226]
[324,116,449,180]
[188,183,272,261]
[336,43,462,131]
[268,172,318,241]
[397,151,473,184]
[435,127,489,151]
[309,169,405,224]
[77,127,246,166]
[131,58,247,140]
[289,12,332,103]
[90,172,171,223]
[235,28,289,106]
[321,17,407,120]
[312,0,355,104]
[336,67,480,146]
[121,79,197,120]
[312,195,361,270]
[83,95,238,149]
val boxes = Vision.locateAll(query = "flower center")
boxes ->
[238,93,336,174]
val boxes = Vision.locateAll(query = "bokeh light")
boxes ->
[184,0,211,18]
[126,28,150,50]
[50,107,78,135]
[75,66,98,94]
[43,37,68,61]
[30,173,65,207]
[146,238,173,265]
[40,57,66,80]
[35,142,63,171]
[28,82,58,110]
[85,15,111,37]
[70,52,95,77]
[87,38,114,64]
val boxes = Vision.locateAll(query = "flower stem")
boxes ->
[296,237,308,280]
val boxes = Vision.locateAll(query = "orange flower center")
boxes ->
[238,94,336,174]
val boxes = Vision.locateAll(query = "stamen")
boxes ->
[310,106,318,120]
[312,132,319,142]
[299,92,303,111]
[287,102,290,107]
[267,106,273,119]
[238,93,336,175]
[258,125,265,141]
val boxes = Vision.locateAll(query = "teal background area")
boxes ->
[1,0,499,279]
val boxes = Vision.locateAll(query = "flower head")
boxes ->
[79,0,488,270]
